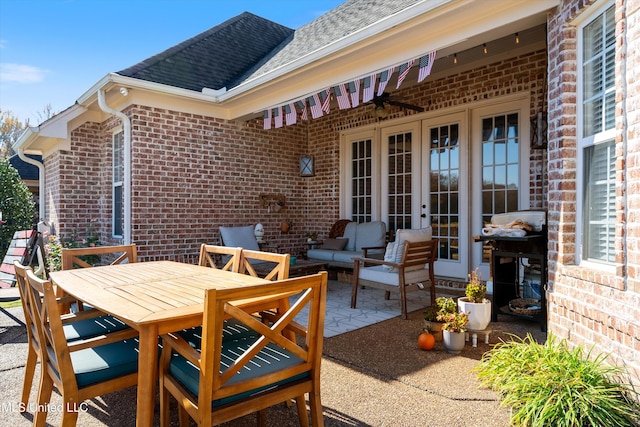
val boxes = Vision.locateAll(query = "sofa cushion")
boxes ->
[332,251,363,265]
[342,223,358,251]
[359,264,432,286]
[355,221,387,250]
[219,226,260,251]
[322,238,348,251]
[306,249,336,262]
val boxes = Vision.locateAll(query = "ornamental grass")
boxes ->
[475,333,640,427]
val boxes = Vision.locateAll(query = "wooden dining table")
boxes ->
[49,260,285,427]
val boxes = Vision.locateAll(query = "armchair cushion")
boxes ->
[322,238,348,251]
[63,314,130,341]
[358,264,434,286]
[219,226,260,251]
[395,227,433,271]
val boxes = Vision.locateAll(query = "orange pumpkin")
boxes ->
[418,332,435,351]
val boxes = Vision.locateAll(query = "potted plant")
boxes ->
[437,311,469,354]
[458,267,491,331]
[305,231,318,243]
[423,297,457,341]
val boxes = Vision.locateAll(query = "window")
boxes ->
[579,4,616,264]
[350,138,373,223]
[113,131,124,237]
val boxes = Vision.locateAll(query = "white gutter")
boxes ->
[15,130,46,221]
[97,90,132,244]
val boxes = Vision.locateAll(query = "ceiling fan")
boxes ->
[371,92,424,118]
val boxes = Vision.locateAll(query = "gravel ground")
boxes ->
[0,303,545,426]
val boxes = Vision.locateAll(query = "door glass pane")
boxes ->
[430,123,460,261]
[481,113,520,262]
[387,132,413,231]
[351,138,373,223]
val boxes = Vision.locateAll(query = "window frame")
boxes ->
[575,0,617,270]
[112,130,124,238]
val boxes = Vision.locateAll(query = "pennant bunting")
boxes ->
[309,94,323,119]
[348,80,360,107]
[273,106,283,128]
[362,74,376,102]
[263,109,271,130]
[285,103,297,125]
[334,84,351,109]
[297,100,308,120]
[321,88,331,114]
[396,59,414,89]
[377,67,395,96]
[418,51,437,82]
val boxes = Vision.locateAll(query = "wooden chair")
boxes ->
[239,249,290,280]
[159,271,328,427]
[198,244,242,272]
[351,239,438,319]
[13,261,133,411]
[61,244,137,311]
[24,269,140,427]
[61,243,137,270]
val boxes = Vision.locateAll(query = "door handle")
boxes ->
[421,214,427,218]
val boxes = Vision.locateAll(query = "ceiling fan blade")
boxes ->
[386,100,425,112]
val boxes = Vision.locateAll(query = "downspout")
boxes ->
[16,145,45,221]
[97,89,132,245]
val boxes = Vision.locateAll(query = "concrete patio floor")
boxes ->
[0,280,546,426]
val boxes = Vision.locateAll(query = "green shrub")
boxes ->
[476,333,640,426]
[0,159,35,255]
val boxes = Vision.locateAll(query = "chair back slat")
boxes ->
[61,244,137,270]
[198,244,241,272]
[403,240,438,269]
[239,249,290,280]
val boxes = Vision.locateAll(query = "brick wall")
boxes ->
[547,0,640,387]
[44,43,547,272]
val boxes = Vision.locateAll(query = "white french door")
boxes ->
[341,95,530,281]
[422,112,469,278]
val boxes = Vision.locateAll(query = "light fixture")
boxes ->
[375,105,388,119]
[483,44,488,54]
[515,33,520,44]
[119,87,129,96]
[454,53,458,64]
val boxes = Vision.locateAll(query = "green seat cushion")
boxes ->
[178,318,256,349]
[169,335,308,407]
[68,338,140,388]
[63,315,130,341]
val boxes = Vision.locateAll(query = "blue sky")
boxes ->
[0,0,345,125]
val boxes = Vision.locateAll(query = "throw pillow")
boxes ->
[322,238,348,251]
[382,241,405,271]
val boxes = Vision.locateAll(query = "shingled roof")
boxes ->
[116,12,294,92]
[232,0,422,87]
[116,0,421,93]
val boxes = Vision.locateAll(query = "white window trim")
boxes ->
[575,0,616,272]
[339,129,380,221]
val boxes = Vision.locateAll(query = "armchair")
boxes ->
[351,229,438,319]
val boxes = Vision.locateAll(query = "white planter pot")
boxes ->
[442,330,466,354]
[458,297,491,331]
